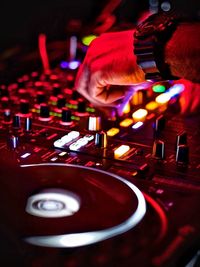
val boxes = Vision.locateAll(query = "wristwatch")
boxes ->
[134,12,178,81]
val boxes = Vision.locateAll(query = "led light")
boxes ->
[152,84,166,93]
[132,121,143,129]
[107,128,120,137]
[82,35,97,46]
[132,109,148,121]
[122,102,131,114]
[67,131,80,139]
[50,157,58,162]
[168,84,184,97]
[114,145,130,159]
[26,189,80,218]
[155,93,170,104]
[68,60,80,70]
[120,118,133,127]
[21,153,31,159]
[60,61,68,69]
[145,101,159,111]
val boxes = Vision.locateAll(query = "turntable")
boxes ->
[1,162,200,267]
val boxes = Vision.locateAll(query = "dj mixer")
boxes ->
[0,37,200,267]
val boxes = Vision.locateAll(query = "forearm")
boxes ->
[165,22,200,82]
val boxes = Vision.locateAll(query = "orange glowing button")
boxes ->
[120,118,133,127]
[145,101,159,111]
[107,128,120,137]
[114,145,130,159]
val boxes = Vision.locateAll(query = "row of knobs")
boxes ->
[152,115,189,164]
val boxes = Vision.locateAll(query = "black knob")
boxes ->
[176,145,189,164]
[0,88,9,97]
[7,135,19,149]
[1,96,10,109]
[152,140,165,159]
[36,91,46,104]
[20,99,29,114]
[3,109,11,123]
[12,114,21,129]
[77,99,86,113]
[88,116,101,131]
[24,117,32,132]
[52,84,61,96]
[57,95,66,109]
[61,108,72,123]
[71,90,79,100]
[95,131,107,148]
[39,104,50,119]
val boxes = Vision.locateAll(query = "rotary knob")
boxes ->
[24,117,32,132]
[39,104,51,121]
[36,91,46,104]
[95,131,107,148]
[7,135,19,149]
[57,95,66,109]
[60,108,72,125]
[12,114,21,129]
[20,99,30,114]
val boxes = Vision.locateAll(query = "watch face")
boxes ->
[136,23,156,37]
[135,13,175,38]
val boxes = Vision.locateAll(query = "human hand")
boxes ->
[75,30,147,110]
[176,79,200,115]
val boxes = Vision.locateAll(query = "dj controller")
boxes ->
[0,37,200,267]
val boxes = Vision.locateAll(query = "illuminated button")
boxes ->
[58,151,67,156]
[107,128,120,137]
[132,121,143,129]
[152,84,166,93]
[53,139,65,148]
[21,152,31,159]
[68,131,80,139]
[68,60,80,70]
[132,109,148,121]
[145,101,158,111]
[120,118,133,127]
[83,134,94,141]
[155,93,170,104]
[114,145,130,159]
[69,142,82,151]
[76,138,88,146]
[61,135,73,144]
